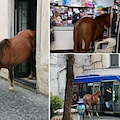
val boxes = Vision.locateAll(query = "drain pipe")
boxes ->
[57,66,66,97]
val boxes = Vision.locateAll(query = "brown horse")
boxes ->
[73,13,116,53]
[83,90,101,118]
[0,29,35,91]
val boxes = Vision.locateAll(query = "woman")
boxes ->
[52,11,62,26]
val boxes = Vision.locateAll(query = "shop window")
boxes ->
[110,54,119,68]
[79,83,93,98]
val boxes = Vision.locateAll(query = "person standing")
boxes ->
[52,11,62,26]
[106,88,112,110]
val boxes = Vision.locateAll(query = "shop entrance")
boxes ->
[14,0,37,88]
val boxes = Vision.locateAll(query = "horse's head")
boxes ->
[95,13,110,28]
[104,13,117,28]
[104,14,110,28]
[97,90,102,98]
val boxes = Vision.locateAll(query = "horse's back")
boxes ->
[17,29,35,40]
[75,17,94,27]
[74,17,95,39]
[1,29,35,66]
[83,94,92,99]
[83,94,92,104]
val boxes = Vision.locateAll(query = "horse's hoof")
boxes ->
[89,116,91,119]
[28,75,33,79]
[9,86,14,92]
[96,114,99,116]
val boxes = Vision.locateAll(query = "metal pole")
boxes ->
[116,20,120,53]
[109,7,112,38]
[116,6,120,53]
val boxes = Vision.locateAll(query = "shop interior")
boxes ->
[50,0,120,53]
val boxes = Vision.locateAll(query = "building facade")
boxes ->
[0,0,49,95]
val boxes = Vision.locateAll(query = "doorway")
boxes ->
[14,0,37,88]
[100,82,113,112]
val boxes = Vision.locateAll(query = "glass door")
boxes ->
[14,0,36,78]
[93,82,100,112]
[93,82,100,93]
[113,81,119,113]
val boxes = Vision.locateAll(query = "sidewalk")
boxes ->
[0,78,48,120]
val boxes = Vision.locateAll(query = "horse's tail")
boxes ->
[73,21,83,53]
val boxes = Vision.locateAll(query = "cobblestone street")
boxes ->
[0,78,48,120]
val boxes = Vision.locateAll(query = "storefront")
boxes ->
[0,0,49,95]
[50,0,120,53]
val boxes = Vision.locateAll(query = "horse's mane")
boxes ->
[92,90,100,96]
[0,39,10,55]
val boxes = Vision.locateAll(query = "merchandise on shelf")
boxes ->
[58,0,94,7]
[96,5,103,11]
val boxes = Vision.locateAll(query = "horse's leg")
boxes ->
[8,66,14,91]
[91,105,94,117]
[84,41,91,53]
[88,104,91,118]
[28,53,35,79]
[84,104,87,117]
[96,104,99,116]
[90,41,94,53]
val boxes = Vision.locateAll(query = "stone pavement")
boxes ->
[0,78,49,120]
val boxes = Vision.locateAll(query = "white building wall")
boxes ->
[91,68,120,75]
[36,0,49,95]
[50,54,66,97]
[91,54,109,69]
[50,67,66,98]
[0,0,14,79]
[50,67,59,96]
[74,54,91,77]
[0,0,9,39]
[57,67,66,99]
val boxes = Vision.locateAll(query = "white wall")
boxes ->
[36,0,49,95]
[91,68,120,75]
[50,67,66,98]
[0,0,14,79]
[50,67,59,95]
[74,54,91,77]
[0,0,9,39]
[50,54,66,97]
